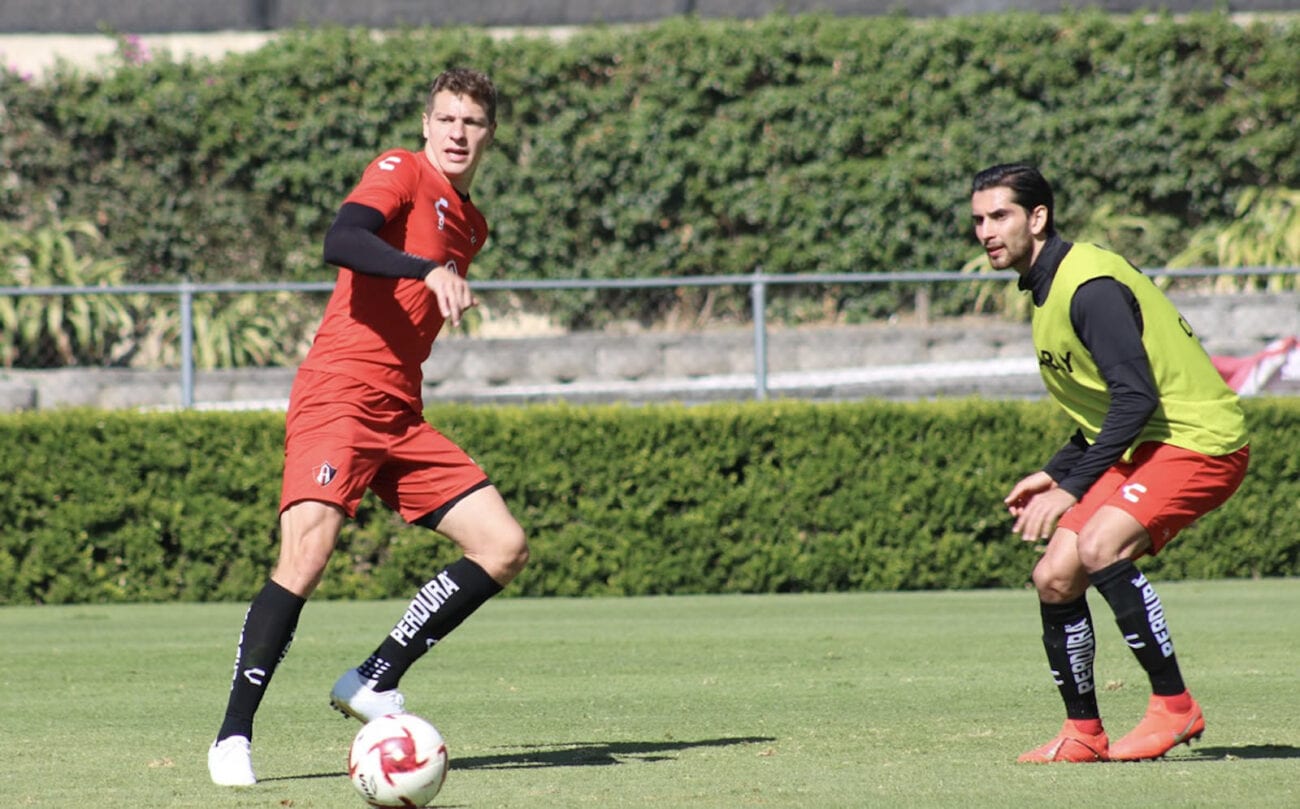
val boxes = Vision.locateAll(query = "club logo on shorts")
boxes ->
[314,461,338,486]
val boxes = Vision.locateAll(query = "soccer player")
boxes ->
[970,163,1249,763]
[208,68,528,786]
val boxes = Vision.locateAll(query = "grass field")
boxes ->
[4,580,1299,808]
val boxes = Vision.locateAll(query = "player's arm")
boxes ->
[322,202,440,279]
[1042,431,1087,484]
[1055,277,1159,498]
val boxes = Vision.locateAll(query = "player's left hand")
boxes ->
[424,264,478,328]
[1010,487,1078,542]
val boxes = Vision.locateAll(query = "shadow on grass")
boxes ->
[454,736,778,770]
[261,735,777,783]
[1183,744,1300,761]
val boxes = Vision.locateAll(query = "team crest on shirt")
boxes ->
[313,461,338,486]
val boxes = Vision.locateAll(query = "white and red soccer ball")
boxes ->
[348,713,449,808]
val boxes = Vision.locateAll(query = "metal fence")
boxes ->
[2,265,1298,408]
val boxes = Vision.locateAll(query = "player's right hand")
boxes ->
[424,264,478,328]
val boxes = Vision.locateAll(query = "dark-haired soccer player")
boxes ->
[970,163,1249,763]
[208,68,528,786]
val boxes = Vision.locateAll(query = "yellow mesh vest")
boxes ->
[1030,243,1247,458]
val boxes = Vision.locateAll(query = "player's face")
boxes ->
[970,186,1046,273]
[422,91,495,193]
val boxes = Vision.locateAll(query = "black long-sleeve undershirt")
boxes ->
[321,202,439,279]
[1042,275,1160,499]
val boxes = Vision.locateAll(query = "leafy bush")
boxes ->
[0,398,1294,605]
[2,12,1297,332]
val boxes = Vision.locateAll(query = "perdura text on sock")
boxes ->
[1130,571,1174,657]
[388,572,461,647]
[1065,618,1096,694]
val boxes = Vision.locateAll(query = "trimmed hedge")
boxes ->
[2,12,1298,326]
[1,398,1295,605]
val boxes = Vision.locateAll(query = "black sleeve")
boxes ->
[1054,277,1159,498]
[321,202,440,280]
[1043,431,1088,482]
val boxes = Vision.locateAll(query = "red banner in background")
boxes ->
[1213,337,1300,396]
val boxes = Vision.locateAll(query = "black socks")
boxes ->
[359,558,503,692]
[1089,559,1186,696]
[217,579,306,742]
[1038,596,1101,720]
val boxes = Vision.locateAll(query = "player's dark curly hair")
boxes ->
[971,163,1055,232]
[426,68,497,126]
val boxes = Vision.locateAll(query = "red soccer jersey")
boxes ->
[300,148,488,409]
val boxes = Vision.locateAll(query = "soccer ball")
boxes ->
[347,713,449,807]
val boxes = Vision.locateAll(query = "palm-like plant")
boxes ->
[1169,187,1300,292]
[0,218,137,367]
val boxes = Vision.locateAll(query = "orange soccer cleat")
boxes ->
[1109,693,1205,761]
[1017,719,1109,763]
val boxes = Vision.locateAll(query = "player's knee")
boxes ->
[497,525,530,579]
[1074,531,1139,574]
[272,545,333,597]
[1074,541,1108,574]
[476,523,528,584]
[1030,563,1083,604]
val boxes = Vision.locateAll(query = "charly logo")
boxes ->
[314,462,337,486]
[436,197,449,230]
[1121,482,1148,503]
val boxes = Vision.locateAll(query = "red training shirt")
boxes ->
[299,148,488,410]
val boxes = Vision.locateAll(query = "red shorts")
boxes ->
[1058,441,1249,554]
[280,369,488,521]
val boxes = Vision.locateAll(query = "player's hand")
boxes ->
[1006,481,1077,543]
[1003,471,1055,516]
[424,265,478,328]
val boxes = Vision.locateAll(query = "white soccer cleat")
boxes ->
[208,735,256,786]
[330,668,406,722]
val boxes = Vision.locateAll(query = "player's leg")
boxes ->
[209,500,346,785]
[1018,528,1110,763]
[1075,505,1204,761]
[1077,444,1248,760]
[211,371,379,785]
[382,484,527,682]
[331,415,528,721]
[332,484,528,720]
[1076,506,1185,698]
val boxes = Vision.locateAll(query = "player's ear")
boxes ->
[1029,204,1049,237]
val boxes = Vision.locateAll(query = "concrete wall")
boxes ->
[1,292,1295,412]
[2,0,1294,34]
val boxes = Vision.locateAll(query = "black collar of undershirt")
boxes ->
[1017,233,1073,307]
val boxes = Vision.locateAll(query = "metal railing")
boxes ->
[2,265,1298,407]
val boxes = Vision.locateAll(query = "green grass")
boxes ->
[3,581,1300,808]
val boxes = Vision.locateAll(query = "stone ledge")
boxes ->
[0,293,1294,412]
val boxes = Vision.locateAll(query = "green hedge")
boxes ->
[2,398,1295,605]
[3,12,1298,325]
